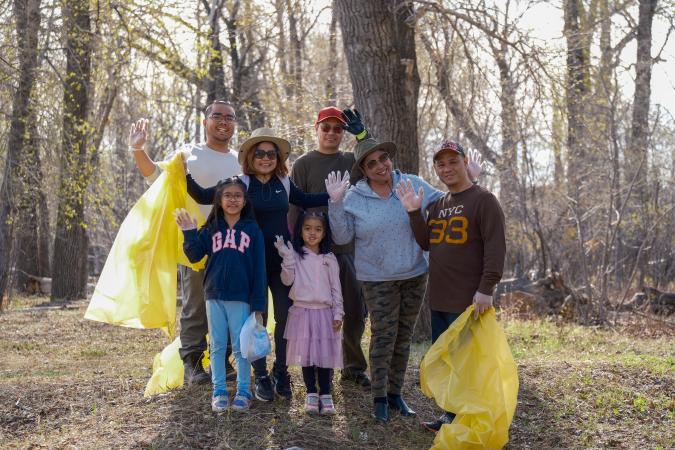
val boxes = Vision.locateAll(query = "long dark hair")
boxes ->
[291,211,333,259]
[204,176,254,232]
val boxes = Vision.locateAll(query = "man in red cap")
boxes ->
[289,106,371,387]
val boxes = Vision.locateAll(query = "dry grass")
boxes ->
[1,296,673,449]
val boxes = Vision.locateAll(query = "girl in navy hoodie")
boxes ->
[176,176,267,413]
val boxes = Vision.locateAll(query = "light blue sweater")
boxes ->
[328,170,443,282]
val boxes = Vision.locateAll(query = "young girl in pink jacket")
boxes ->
[274,211,343,415]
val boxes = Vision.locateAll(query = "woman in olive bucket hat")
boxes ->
[186,127,330,403]
[326,113,482,423]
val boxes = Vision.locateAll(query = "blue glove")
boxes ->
[342,108,369,141]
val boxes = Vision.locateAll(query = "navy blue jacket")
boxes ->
[186,174,328,272]
[182,217,267,312]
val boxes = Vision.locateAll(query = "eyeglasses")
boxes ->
[364,152,391,170]
[209,113,236,123]
[320,124,344,134]
[222,193,244,201]
[253,149,278,160]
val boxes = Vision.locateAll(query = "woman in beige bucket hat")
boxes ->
[186,127,330,404]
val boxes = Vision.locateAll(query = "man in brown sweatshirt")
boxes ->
[396,139,506,432]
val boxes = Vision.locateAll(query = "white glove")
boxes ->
[467,149,483,181]
[325,170,350,203]
[273,235,294,260]
[128,118,148,151]
[473,291,493,319]
[174,208,197,230]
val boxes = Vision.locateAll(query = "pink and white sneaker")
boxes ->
[319,394,336,415]
[305,393,320,414]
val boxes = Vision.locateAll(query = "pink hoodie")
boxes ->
[280,248,344,320]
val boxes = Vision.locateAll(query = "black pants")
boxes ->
[302,366,332,395]
[252,270,291,378]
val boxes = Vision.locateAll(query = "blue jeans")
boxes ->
[205,300,251,398]
[431,310,461,344]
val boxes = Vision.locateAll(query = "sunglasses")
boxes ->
[253,149,278,159]
[320,124,344,134]
[364,152,391,170]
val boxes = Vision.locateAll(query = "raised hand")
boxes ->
[341,109,368,140]
[467,148,483,181]
[325,170,350,203]
[395,178,424,212]
[174,208,198,230]
[273,235,294,259]
[128,118,148,151]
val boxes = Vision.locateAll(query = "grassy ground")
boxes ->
[1,296,673,449]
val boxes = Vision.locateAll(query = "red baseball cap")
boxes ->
[315,107,346,126]
[433,140,466,161]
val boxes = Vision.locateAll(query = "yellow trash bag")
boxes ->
[84,153,205,337]
[420,306,519,450]
[144,338,211,397]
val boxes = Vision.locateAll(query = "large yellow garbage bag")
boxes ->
[84,154,205,337]
[420,306,518,450]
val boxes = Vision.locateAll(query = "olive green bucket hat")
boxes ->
[351,137,397,181]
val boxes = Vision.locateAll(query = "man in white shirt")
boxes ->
[128,100,240,385]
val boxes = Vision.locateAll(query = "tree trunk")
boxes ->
[324,1,338,106]
[51,0,93,301]
[336,0,421,174]
[626,0,656,203]
[15,119,51,293]
[563,0,591,203]
[205,0,227,103]
[0,0,42,305]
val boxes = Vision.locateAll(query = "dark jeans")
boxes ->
[431,310,462,344]
[252,270,291,378]
[431,309,461,416]
[302,366,332,395]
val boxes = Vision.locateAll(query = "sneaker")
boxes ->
[304,393,320,414]
[254,375,274,402]
[272,371,292,400]
[319,394,336,415]
[341,370,371,388]
[231,393,252,411]
[225,359,237,382]
[422,411,455,432]
[184,353,211,386]
[211,395,229,413]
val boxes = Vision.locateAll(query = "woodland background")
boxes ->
[1,0,674,326]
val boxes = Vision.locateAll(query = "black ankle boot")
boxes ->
[373,399,389,423]
[387,394,416,416]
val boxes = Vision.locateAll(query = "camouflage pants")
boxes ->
[362,274,427,398]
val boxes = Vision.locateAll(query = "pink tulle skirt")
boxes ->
[284,305,343,369]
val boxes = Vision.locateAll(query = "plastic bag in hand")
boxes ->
[240,313,271,362]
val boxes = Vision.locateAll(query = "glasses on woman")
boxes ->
[222,192,244,201]
[364,152,390,170]
[320,124,344,134]
[253,149,278,160]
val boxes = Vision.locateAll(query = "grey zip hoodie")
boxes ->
[328,170,443,282]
